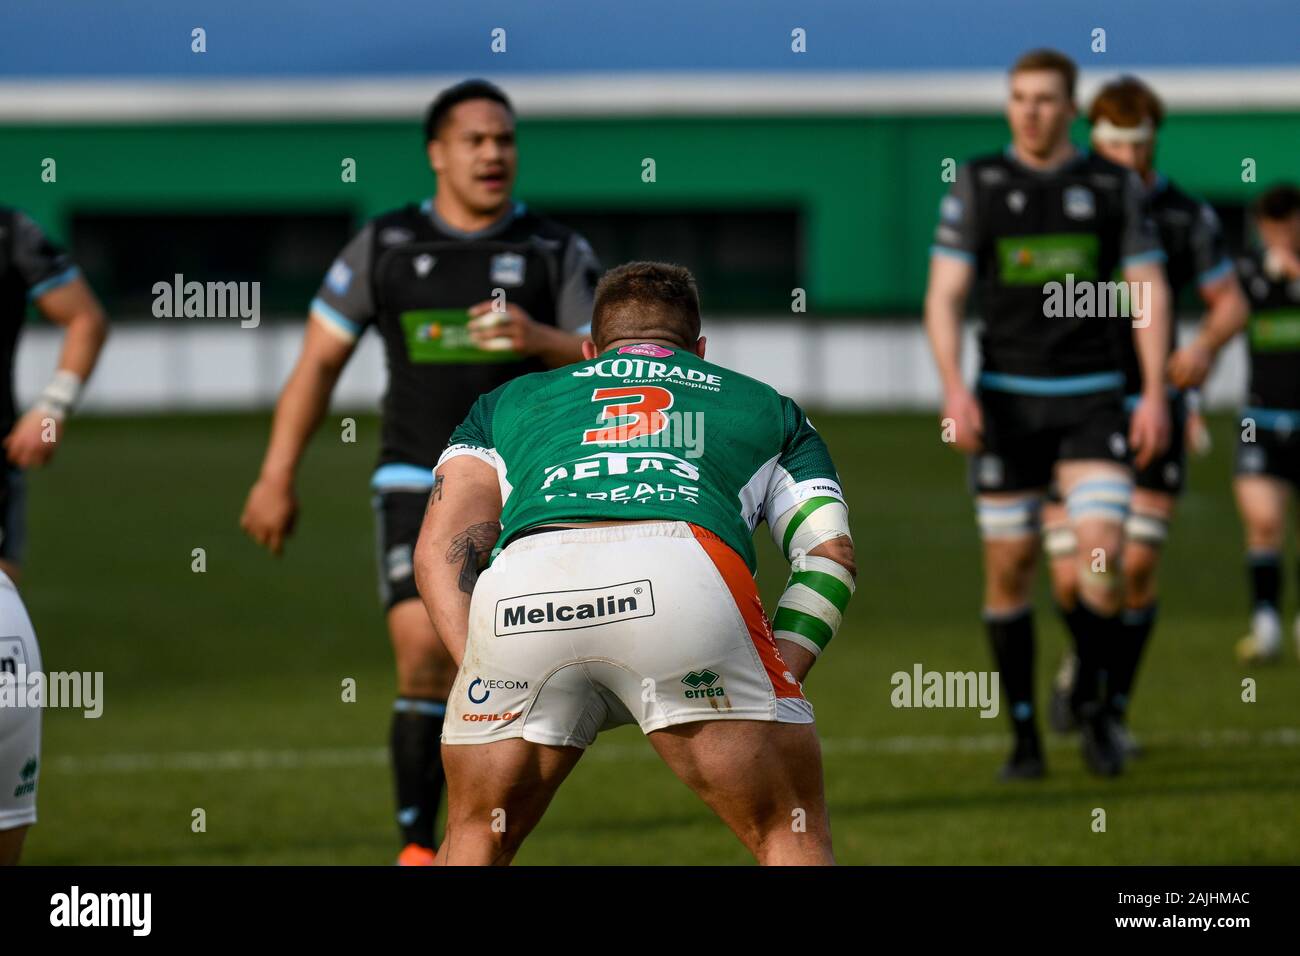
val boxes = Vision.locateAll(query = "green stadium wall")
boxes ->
[2,112,1297,314]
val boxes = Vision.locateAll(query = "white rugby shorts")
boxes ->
[0,571,41,830]
[444,521,812,748]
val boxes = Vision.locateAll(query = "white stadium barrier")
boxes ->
[15,318,1249,414]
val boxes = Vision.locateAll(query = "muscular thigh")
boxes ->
[647,719,828,836]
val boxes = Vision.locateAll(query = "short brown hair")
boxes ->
[591,261,702,349]
[1254,183,1300,221]
[1011,49,1077,101]
[1089,75,1164,129]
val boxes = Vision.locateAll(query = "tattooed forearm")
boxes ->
[446,521,499,594]
[424,475,445,515]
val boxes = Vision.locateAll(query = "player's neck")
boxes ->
[1010,139,1077,172]
[601,337,694,354]
[431,192,511,234]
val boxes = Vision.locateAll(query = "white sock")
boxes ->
[1252,606,1281,651]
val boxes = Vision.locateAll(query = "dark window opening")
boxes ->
[70,211,355,318]
[541,207,801,314]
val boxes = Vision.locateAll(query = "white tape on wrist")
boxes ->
[34,369,83,419]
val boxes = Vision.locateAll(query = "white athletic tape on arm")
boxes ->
[34,368,83,419]
[773,555,856,658]
[771,498,851,562]
[436,443,498,469]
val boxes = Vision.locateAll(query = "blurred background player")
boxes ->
[239,80,600,864]
[924,50,1172,780]
[1040,77,1249,750]
[0,569,42,864]
[1232,184,1300,663]
[414,262,855,864]
[0,207,109,585]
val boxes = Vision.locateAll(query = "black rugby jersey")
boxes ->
[932,148,1164,384]
[1238,248,1300,412]
[310,200,600,478]
[1114,177,1233,395]
[0,209,79,436]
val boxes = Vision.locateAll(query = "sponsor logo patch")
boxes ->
[467,677,529,704]
[681,669,726,700]
[461,712,521,722]
[495,579,654,636]
[618,343,676,358]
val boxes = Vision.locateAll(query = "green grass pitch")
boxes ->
[19,411,1300,864]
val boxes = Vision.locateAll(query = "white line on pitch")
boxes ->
[43,727,1300,776]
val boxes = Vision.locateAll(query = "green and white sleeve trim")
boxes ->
[772,555,855,657]
[768,477,849,561]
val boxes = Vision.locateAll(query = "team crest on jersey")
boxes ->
[1063,186,1095,220]
[325,260,352,295]
[1005,190,1027,214]
[412,254,436,277]
[490,252,526,287]
[618,343,675,358]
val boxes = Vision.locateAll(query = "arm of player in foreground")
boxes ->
[413,455,503,668]
[774,533,857,685]
[1125,260,1173,468]
[240,315,356,555]
[4,275,109,469]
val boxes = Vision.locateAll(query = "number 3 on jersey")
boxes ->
[583,386,674,445]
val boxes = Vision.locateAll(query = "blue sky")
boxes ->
[2,0,1295,78]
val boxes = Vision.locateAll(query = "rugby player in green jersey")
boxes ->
[414,262,857,864]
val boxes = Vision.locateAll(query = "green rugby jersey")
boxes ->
[438,342,846,571]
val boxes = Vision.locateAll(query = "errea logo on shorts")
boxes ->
[495,580,655,636]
